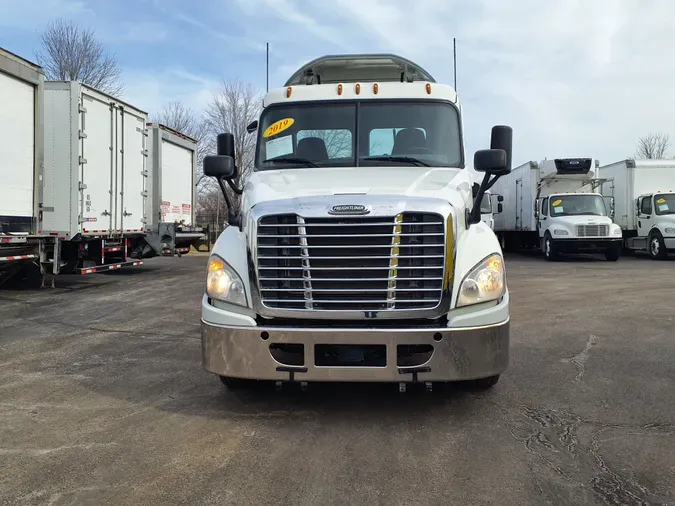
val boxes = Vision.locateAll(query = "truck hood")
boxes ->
[243,166,469,208]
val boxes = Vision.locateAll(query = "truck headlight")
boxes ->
[553,229,569,235]
[206,255,247,307]
[457,253,505,308]
[612,225,623,236]
[665,227,675,235]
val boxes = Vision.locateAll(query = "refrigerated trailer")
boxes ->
[0,47,44,285]
[144,123,205,257]
[599,159,675,259]
[492,158,623,260]
[37,80,150,277]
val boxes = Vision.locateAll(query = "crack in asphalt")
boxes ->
[561,334,599,383]
[474,396,669,505]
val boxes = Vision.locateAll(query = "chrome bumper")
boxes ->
[201,319,509,383]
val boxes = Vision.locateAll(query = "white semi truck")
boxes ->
[492,158,622,261]
[599,159,675,259]
[199,54,514,392]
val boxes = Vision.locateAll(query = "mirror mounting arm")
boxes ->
[467,173,498,227]
[217,176,241,229]
[226,178,243,195]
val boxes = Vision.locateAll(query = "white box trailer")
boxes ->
[144,123,205,256]
[492,158,622,260]
[0,47,44,284]
[599,159,675,259]
[37,81,151,277]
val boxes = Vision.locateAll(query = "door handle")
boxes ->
[123,210,133,217]
[101,210,110,216]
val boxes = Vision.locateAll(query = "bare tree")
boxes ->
[635,132,670,159]
[151,100,210,192]
[35,18,124,97]
[203,79,262,212]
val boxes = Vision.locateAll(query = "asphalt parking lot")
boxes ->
[1,252,674,506]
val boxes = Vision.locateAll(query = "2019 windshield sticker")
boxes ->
[657,198,667,204]
[552,199,562,206]
[263,118,295,138]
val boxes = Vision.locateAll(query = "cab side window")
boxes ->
[640,196,652,215]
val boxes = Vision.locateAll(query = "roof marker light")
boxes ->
[373,83,379,94]
[337,83,343,95]
[355,83,361,95]
[426,83,432,94]
[286,87,292,98]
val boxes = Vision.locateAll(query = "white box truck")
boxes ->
[38,80,150,278]
[0,47,44,285]
[199,54,514,392]
[599,159,675,259]
[144,123,205,257]
[492,158,623,261]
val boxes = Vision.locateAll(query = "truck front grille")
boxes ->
[256,212,446,312]
[576,224,608,237]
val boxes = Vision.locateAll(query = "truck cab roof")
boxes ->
[284,54,436,86]
[264,53,457,108]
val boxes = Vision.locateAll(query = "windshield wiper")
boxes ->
[361,155,430,167]
[263,157,319,168]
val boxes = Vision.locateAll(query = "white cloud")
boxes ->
[122,67,220,119]
[260,0,675,164]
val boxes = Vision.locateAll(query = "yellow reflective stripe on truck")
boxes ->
[443,214,454,290]
[387,214,403,306]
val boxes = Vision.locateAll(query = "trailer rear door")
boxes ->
[0,71,34,221]
[160,139,193,225]
[118,107,147,233]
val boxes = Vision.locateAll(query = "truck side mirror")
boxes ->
[203,155,236,179]
[609,196,615,219]
[474,149,508,174]
[534,199,540,219]
[497,203,503,214]
[468,124,513,227]
[246,120,258,134]
[497,194,504,202]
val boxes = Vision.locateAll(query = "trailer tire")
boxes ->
[543,233,558,261]
[649,232,667,260]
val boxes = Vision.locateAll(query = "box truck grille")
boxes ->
[256,212,446,312]
[576,224,609,237]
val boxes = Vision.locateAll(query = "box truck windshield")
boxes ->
[654,193,675,215]
[550,194,607,217]
[256,100,462,169]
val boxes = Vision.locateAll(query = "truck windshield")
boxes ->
[255,100,462,170]
[549,195,607,216]
[654,193,675,215]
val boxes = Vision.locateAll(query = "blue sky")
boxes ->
[2,0,675,166]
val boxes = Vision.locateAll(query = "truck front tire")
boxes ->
[605,244,621,261]
[543,234,558,261]
[471,374,501,390]
[649,232,667,260]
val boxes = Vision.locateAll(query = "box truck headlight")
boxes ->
[612,225,623,236]
[206,255,247,307]
[665,227,675,235]
[553,229,569,236]
[457,254,505,307]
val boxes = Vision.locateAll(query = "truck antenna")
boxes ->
[453,37,457,92]
[266,42,270,92]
